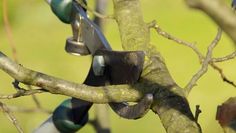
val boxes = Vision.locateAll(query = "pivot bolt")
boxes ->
[92,56,105,76]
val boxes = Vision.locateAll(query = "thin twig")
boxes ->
[12,80,45,108]
[212,51,236,62]
[0,102,23,133]
[194,105,202,122]
[185,0,236,45]
[185,28,222,94]
[2,0,18,62]
[27,85,42,108]
[0,89,47,99]
[76,0,114,19]
[150,20,203,61]
[210,63,236,87]
[150,21,236,90]
[3,0,45,110]
[5,105,52,114]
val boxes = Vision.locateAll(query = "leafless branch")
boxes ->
[194,105,202,122]
[0,51,143,103]
[185,0,236,45]
[2,0,18,62]
[0,102,23,133]
[212,51,236,62]
[3,0,46,111]
[150,21,236,92]
[27,85,42,108]
[185,28,222,94]
[211,63,236,87]
[0,89,47,99]
[149,20,203,61]
[5,105,52,114]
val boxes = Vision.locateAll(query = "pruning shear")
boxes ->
[66,1,145,85]
[35,1,153,132]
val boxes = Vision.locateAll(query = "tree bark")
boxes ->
[113,0,201,132]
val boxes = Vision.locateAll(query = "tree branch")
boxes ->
[185,0,236,44]
[113,0,201,132]
[151,21,236,89]
[185,28,222,94]
[210,64,236,87]
[2,0,18,62]
[0,88,47,99]
[150,20,203,61]
[213,51,236,62]
[0,52,143,103]
[3,105,52,114]
[0,102,23,133]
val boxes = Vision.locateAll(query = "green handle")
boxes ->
[52,99,89,133]
[50,0,73,24]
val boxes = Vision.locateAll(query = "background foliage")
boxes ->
[0,0,236,132]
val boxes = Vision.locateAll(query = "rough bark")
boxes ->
[113,0,201,132]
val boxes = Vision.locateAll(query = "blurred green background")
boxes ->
[0,0,236,132]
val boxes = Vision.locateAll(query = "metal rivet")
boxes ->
[93,56,105,76]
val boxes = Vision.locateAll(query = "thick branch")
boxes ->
[113,0,201,132]
[185,0,236,44]
[113,0,150,54]
[0,52,142,103]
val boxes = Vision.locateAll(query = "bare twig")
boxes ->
[185,0,236,45]
[185,28,222,94]
[5,105,52,114]
[150,22,236,90]
[75,0,114,19]
[0,89,47,99]
[150,21,203,61]
[2,0,18,62]
[0,102,23,133]
[194,105,202,122]
[211,63,236,87]
[3,0,46,111]
[212,51,236,62]
[12,80,45,108]
[27,85,42,108]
